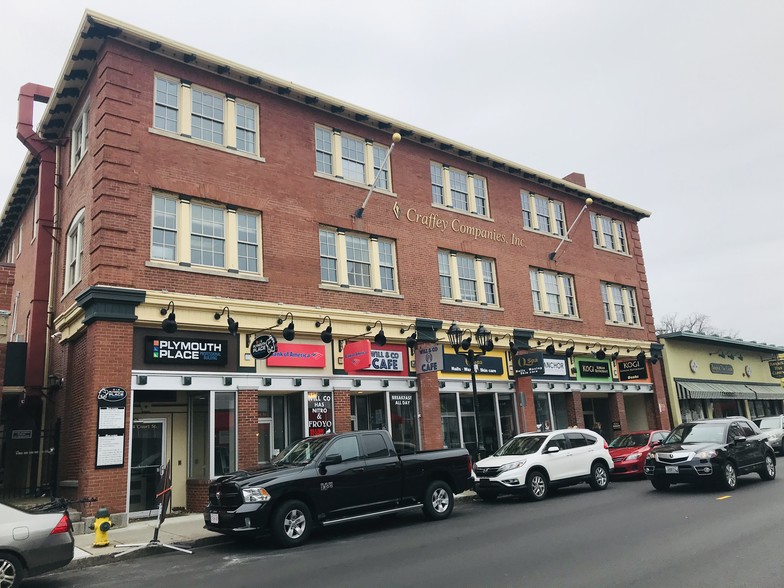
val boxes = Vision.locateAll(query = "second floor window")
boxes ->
[521,192,565,237]
[71,105,89,173]
[438,250,498,306]
[65,209,85,292]
[601,282,640,326]
[153,75,259,155]
[430,163,489,217]
[529,268,577,318]
[151,193,261,275]
[590,213,628,254]
[315,127,392,190]
[319,227,398,293]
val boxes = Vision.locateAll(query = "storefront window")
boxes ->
[478,394,499,455]
[679,399,705,422]
[390,393,418,452]
[460,395,478,458]
[288,393,304,444]
[534,393,551,432]
[713,400,741,418]
[214,391,236,476]
[440,394,461,449]
[354,393,387,430]
[551,394,569,429]
[497,393,517,442]
[188,393,209,478]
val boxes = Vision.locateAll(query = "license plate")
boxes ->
[210,512,219,524]
[665,465,678,474]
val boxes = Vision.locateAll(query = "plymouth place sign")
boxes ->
[145,336,228,366]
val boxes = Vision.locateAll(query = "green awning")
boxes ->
[676,380,756,400]
[744,384,784,400]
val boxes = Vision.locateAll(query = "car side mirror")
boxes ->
[652,440,663,447]
[733,436,746,444]
[321,453,343,467]
[546,446,560,454]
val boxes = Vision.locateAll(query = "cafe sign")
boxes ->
[416,344,443,373]
[768,359,784,379]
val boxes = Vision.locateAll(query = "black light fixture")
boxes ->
[608,345,620,362]
[214,306,239,336]
[401,324,418,349]
[160,301,177,333]
[636,349,646,362]
[278,312,296,341]
[367,320,386,346]
[494,333,518,354]
[559,339,576,358]
[539,337,555,355]
[587,342,606,360]
[316,316,333,344]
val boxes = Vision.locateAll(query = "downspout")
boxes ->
[17,83,55,394]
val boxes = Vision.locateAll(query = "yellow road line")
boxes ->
[716,495,731,500]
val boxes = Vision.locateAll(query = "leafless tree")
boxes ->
[655,312,739,338]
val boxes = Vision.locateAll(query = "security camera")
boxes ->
[51,331,63,339]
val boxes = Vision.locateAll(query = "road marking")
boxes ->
[716,495,731,500]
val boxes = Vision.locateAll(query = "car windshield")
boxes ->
[608,433,650,448]
[755,417,781,430]
[494,435,547,456]
[665,423,726,445]
[271,436,332,465]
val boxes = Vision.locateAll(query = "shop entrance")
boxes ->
[129,419,166,517]
[351,392,420,453]
[257,393,305,463]
[352,393,387,431]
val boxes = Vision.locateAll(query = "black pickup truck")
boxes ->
[204,430,472,547]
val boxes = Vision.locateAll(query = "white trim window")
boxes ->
[70,104,89,173]
[590,213,628,254]
[430,163,489,217]
[529,268,578,318]
[153,74,260,155]
[601,282,640,326]
[65,209,85,292]
[438,250,498,306]
[521,192,565,237]
[319,226,398,293]
[150,193,262,275]
[314,126,392,190]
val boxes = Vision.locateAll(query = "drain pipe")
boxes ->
[16,83,55,394]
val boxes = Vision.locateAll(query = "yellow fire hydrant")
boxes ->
[90,507,113,547]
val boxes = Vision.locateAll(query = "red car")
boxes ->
[608,430,669,477]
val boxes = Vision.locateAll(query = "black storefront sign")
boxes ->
[307,392,333,436]
[144,336,228,366]
[250,334,278,360]
[710,363,733,375]
[513,352,545,377]
[442,354,504,376]
[618,358,648,381]
[578,360,611,379]
[769,359,784,379]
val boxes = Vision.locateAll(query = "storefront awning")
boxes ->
[676,381,756,400]
[744,384,784,400]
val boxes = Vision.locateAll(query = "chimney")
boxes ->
[563,172,586,187]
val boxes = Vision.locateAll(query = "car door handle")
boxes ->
[385,464,399,469]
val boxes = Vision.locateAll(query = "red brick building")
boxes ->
[0,12,669,517]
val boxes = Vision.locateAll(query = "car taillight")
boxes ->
[467,455,472,475]
[603,440,609,450]
[51,513,72,535]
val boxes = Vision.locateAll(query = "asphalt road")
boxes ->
[28,474,784,588]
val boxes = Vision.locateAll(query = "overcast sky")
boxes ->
[1,1,781,346]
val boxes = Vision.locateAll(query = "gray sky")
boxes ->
[1,1,781,345]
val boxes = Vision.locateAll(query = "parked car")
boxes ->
[204,429,472,547]
[608,430,669,477]
[0,501,74,587]
[752,415,784,455]
[472,428,613,502]
[644,417,776,491]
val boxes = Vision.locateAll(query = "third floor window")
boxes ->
[315,126,392,190]
[521,192,565,237]
[590,213,628,254]
[430,162,489,217]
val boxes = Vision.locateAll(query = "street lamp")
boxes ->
[447,321,493,460]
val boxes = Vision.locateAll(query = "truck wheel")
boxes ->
[476,490,498,501]
[760,454,776,481]
[0,551,24,588]
[588,462,610,490]
[651,478,670,491]
[718,461,737,490]
[422,480,454,520]
[271,500,312,548]
[525,470,548,501]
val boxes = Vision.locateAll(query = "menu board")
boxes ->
[307,391,333,436]
[95,387,127,469]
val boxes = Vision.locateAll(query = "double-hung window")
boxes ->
[529,268,578,317]
[319,226,398,294]
[315,126,393,190]
[65,209,85,292]
[520,192,565,237]
[153,74,260,156]
[430,163,489,218]
[71,105,89,173]
[150,193,262,276]
[600,282,640,326]
[438,250,498,306]
[590,213,628,253]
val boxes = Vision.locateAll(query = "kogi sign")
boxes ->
[145,336,228,365]
[618,358,648,381]
[577,360,611,380]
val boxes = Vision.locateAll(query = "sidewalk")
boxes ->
[67,490,477,570]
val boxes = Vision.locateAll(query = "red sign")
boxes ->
[343,340,372,370]
[266,343,326,368]
[346,344,408,376]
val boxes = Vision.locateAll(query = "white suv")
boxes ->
[472,429,613,501]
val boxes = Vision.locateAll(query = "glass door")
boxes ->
[258,420,272,463]
[129,419,165,517]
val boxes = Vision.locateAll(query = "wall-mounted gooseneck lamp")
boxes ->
[494,333,518,354]
[608,345,620,362]
[587,342,606,360]
[316,316,333,344]
[367,320,387,346]
[559,339,576,358]
[160,301,177,333]
[626,345,646,362]
[538,337,556,355]
[214,306,239,336]
[278,312,296,341]
[400,324,417,349]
